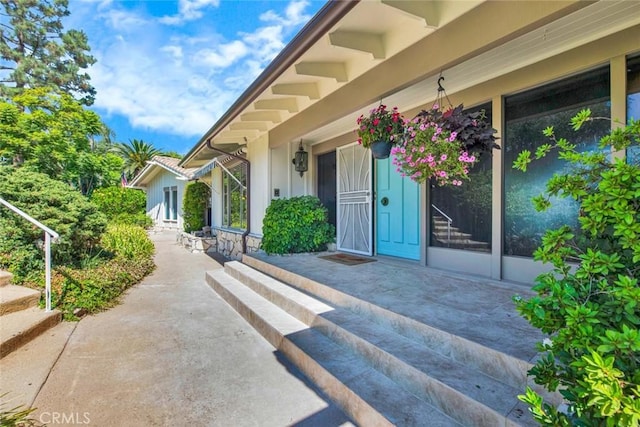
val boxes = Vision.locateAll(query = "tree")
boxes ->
[116,139,161,179]
[513,110,640,426]
[161,150,183,159]
[0,0,96,105]
[0,166,107,280]
[0,87,122,194]
[91,186,151,227]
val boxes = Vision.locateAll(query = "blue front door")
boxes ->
[375,157,420,260]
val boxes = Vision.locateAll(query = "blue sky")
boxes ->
[65,0,326,155]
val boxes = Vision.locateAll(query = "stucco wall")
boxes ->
[248,134,270,236]
[270,143,289,200]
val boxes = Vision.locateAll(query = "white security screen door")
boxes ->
[336,143,372,255]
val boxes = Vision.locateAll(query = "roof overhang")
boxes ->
[129,158,195,188]
[181,0,640,167]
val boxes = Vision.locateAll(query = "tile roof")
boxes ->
[151,156,198,179]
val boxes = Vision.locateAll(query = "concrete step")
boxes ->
[0,321,76,408]
[206,269,461,427]
[432,229,474,239]
[432,239,491,250]
[222,261,534,427]
[1,307,62,359]
[242,255,563,409]
[0,285,41,316]
[0,270,13,287]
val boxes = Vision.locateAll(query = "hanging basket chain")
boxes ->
[433,75,453,111]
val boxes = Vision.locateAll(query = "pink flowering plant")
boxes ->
[392,104,499,186]
[356,104,405,148]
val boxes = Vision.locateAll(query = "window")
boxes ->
[429,102,492,252]
[163,186,178,221]
[222,162,247,229]
[626,55,640,163]
[503,67,610,257]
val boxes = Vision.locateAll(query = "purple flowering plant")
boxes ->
[392,103,498,186]
[356,104,405,148]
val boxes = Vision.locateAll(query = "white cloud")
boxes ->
[242,25,286,63]
[260,0,311,27]
[161,45,184,66]
[159,0,220,25]
[198,40,248,68]
[69,0,317,143]
[101,8,149,31]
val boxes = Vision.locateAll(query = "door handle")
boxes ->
[381,197,389,206]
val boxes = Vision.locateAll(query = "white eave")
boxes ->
[129,157,197,188]
[180,0,640,168]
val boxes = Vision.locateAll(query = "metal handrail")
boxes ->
[0,197,59,312]
[431,204,452,243]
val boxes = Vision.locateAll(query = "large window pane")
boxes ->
[164,187,170,220]
[222,162,247,229]
[430,102,492,252]
[626,55,640,163]
[171,187,178,221]
[504,67,610,257]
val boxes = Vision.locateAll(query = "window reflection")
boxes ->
[626,55,640,164]
[429,103,492,252]
[503,67,610,257]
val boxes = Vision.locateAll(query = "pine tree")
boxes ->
[0,0,96,105]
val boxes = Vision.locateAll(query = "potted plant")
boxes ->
[392,104,498,185]
[355,104,405,159]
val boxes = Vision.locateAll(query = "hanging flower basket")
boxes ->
[355,104,405,158]
[392,103,499,186]
[370,140,393,159]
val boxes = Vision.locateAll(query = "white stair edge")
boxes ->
[206,269,392,427]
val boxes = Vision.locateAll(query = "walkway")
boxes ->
[1,231,351,426]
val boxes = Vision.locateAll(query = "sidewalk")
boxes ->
[2,231,350,426]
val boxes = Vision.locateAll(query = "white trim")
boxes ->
[129,160,192,187]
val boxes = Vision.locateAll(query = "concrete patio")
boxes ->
[203,250,553,426]
[247,251,542,362]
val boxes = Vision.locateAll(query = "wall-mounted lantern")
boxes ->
[292,140,308,177]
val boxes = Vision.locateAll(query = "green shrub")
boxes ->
[513,110,640,426]
[261,196,335,254]
[100,224,155,260]
[91,186,151,227]
[48,224,155,318]
[183,182,210,233]
[52,255,155,318]
[0,167,107,280]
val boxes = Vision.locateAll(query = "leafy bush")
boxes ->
[48,224,155,318]
[0,167,107,281]
[91,186,152,228]
[513,110,640,426]
[183,182,210,233]
[100,224,155,260]
[52,255,155,318]
[261,196,335,254]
